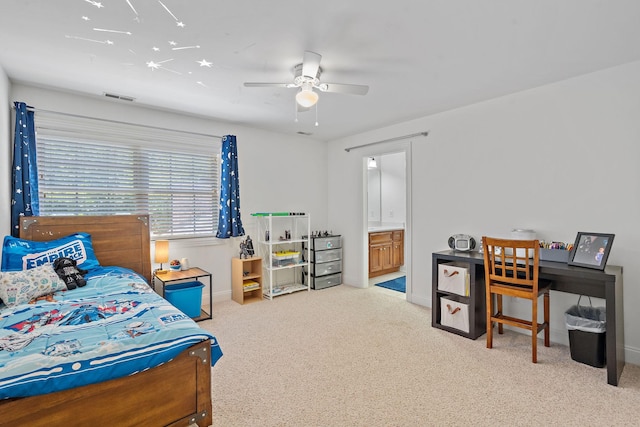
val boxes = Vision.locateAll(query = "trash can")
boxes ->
[565,298,606,368]
[165,281,204,318]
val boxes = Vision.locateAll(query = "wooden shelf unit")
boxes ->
[232,257,263,304]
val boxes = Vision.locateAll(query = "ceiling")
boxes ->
[1,1,640,141]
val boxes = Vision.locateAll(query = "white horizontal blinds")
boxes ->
[35,111,219,238]
[147,153,218,236]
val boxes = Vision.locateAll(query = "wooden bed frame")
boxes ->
[0,215,213,427]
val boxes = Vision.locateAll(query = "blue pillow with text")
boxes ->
[1,232,101,272]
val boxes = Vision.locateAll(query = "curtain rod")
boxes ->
[11,104,223,140]
[344,131,428,152]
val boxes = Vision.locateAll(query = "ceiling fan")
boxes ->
[243,51,369,109]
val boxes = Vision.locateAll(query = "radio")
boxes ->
[448,234,476,252]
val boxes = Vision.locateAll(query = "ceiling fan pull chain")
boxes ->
[315,100,319,127]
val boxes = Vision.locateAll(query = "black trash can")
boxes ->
[565,299,606,368]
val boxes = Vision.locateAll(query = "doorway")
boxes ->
[363,144,412,300]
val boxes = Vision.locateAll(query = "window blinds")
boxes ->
[34,111,220,238]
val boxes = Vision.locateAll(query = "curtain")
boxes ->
[11,102,39,237]
[216,135,245,238]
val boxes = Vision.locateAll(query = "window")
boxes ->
[34,112,220,238]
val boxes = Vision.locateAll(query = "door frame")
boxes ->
[362,141,412,301]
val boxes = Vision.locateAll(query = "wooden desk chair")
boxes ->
[482,237,551,363]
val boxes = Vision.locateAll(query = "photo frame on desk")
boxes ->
[568,232,614,270]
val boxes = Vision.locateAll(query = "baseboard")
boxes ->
[213,289,232,301]
[410,294,430,307]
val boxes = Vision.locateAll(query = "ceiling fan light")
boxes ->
[296,88,319,108]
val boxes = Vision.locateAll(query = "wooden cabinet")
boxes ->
[392,230,404,267]
[232,257,263,304]
[368,229,404,278]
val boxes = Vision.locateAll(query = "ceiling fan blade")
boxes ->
[317,83,369,95]
[243,82,294,88]
[302,51,322,78]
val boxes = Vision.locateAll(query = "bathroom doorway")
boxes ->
[364,145,412,300]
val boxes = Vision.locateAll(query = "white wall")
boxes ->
[6,84,329,300]
[328,60,640,364]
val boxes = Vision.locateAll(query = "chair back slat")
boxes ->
[483,237,540,291]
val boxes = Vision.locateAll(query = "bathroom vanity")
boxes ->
[368,228,404,278]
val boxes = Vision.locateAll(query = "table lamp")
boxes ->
[155,240,169,274]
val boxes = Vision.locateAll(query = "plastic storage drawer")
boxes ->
[313,260,342,276]
[315,248,342,263]
[438,262,469,296]
[313,272,342,290]
[440,297,470,333]
[312,236,342,250]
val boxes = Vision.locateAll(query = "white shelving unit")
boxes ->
[252,213,311,300]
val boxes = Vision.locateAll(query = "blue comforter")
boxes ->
[0,266,222,399]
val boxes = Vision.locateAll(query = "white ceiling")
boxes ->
[1,1,640,141]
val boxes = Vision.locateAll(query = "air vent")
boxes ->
[103,92,136,102]
[296,131,313,136]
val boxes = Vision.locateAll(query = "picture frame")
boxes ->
[568,232,615,270]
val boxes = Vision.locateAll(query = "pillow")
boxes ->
[1,232,101,272]
[0,264,67,307]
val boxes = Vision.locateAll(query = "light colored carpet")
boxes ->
[199,284,640,426]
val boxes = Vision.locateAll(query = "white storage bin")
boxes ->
[440,297,470,333]
[437,262,469,296]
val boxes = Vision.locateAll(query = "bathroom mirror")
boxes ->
[367,159,381,221]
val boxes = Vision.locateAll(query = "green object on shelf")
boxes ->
[251,212,306,217]
[251,212,289,216]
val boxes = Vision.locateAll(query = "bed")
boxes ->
[0,215,221,427]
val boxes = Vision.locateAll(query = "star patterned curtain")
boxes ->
[11,102,40,237]
[216,135,245,238]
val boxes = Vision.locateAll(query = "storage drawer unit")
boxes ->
[432,252,487,340]
[306,235,342,290]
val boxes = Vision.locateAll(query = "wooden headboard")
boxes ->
[19,215,151,283]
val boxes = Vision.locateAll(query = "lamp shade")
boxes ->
[296,88,319,108]
[154,240,169,264]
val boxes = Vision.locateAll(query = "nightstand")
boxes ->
[153,267,213,321]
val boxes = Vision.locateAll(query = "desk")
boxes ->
[432,250,624,386]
